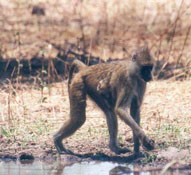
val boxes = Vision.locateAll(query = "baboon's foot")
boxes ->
[110,144,132,154]
[54,139,74,155]
[57,148,74,155]
[142,136,155,151]
[133,151,144,158]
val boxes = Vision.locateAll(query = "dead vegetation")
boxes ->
[0,0,191,165]
[0,0,191,79]
[0,80,191,164]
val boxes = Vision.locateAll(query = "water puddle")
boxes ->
[0,159,190,175]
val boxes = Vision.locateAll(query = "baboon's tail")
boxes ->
[68,59,87,88]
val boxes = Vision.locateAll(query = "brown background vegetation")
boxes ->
[0,0,191,166]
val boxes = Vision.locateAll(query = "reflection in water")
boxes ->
[0,160,127,175]
[0,159,189,175]
[64,161,119,175]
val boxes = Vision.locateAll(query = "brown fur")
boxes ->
[53,46,155,155]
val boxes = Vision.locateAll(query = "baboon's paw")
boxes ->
[61,149,75,155]
[110,146,132,154]
[142,137,155,151]
[57,148,74,155]
[133,151,145,159]
[54,140,74,155]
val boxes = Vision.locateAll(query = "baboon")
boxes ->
[68,59,87,88]
[69,59,111,98]
[53,46,155,155]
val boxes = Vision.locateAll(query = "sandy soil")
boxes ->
[0,79,191,167]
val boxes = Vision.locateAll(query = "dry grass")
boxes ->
[0,80,191,163]
[0,0,191,64]
[0,0,191,165]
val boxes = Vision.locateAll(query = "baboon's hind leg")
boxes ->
[53,78,86,154]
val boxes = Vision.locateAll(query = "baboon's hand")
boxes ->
[142,136,155,151]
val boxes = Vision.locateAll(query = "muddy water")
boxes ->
[0,159,189,175]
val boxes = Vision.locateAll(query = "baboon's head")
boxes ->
[132,46,155,82]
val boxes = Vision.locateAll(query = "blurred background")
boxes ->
[0,0,191,80]
[0,1,191,163]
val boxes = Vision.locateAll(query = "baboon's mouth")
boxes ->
[140,65,153,82]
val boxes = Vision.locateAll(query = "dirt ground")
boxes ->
[0,79,191,167]
[0,0,191,170]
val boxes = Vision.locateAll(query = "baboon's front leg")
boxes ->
[130,96,141,154]
[89,92,131,154]
[104,110,132,154]
[115,89,155,151]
